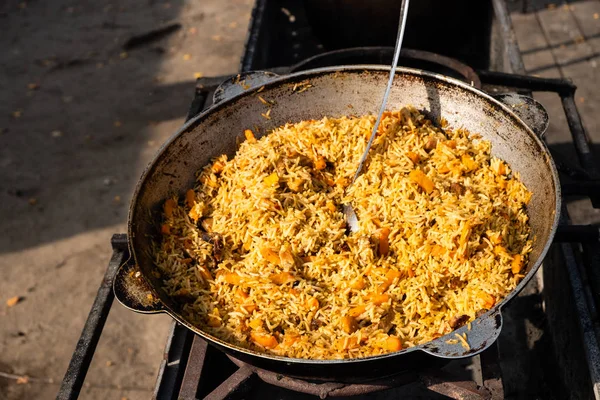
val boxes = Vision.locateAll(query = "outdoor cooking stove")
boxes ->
[58,0,600,399]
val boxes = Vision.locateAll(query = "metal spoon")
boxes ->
[343,0,411,233]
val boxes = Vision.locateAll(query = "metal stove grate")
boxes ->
[57,0,600,399]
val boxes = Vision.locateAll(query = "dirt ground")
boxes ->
[0,0,252,399]
[1,0,599,399]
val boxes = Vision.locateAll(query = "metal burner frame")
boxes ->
[57,0,600,399]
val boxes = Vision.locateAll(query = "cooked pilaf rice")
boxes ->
[155,107,532,359]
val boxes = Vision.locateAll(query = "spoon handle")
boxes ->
[351,0,410,183]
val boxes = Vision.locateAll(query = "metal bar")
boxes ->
[478,70,576,94]
[561,181,600,209]
[57,234,128,400]
[480,345,504,399]
[491,0,526,74]
[583,242,600,327]
[186,87,208,121]
[153,322,195,400]
[560,179,600,197]
[561,242,600,400]
[561,95,600,179]
[555,225,600,243]
[421,369,491,399]
[240,0,269,72]
[205,367,255,400]
[178,337,208,399]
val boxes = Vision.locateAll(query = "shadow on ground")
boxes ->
[0,0,252,399]
[0,1,211,254]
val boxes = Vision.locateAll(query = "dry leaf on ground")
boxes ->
[6,296,21,307]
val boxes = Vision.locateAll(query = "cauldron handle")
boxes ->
[494,93,549,138]
[213,71,280,104]
[420,309,503,358]
[113,262,166,314]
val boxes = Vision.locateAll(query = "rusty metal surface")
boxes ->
[166,337,506,399]
[120,66,560,378]
[178,336,209,399]
[204,366,254,400]
[421,370,491,400]
[220,348,502,398]
[113,261,163,314]
[227,354,419,398]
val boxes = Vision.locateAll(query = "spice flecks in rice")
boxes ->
[154,107,532,359]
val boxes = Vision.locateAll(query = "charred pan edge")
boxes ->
[125,65,561,364]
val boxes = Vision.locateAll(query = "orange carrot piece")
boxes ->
[431,245,446,257]
[497,162,507,175]
[188,207,201,223]
[378,227,391,256]
[365,293,390,305]
[248,318,262,330]
[409,169,435,194]
[350,277,366,290]
[212,160,225,174]
[241,303,258,313]
[445,140,457,149]
[236,289,249,300]
[493,245,508,256]
[384,336,402,351]
[287,178,304,192]
[314,155,327,170]
[379,269,402,293]
[461,155,478,171]
[341,316,358,334]
[260,247,281,265]
[406,151,420,164]
[326,201,337,213]
[161,224,171,235]
[270,272,295,285]
[348,305,367,317]
[244,129,256,143]
[250,331,278,349]
[224,273,243,285]
[282,333,300,347]
[479,292,496,309]
[264,172,279,187]
[185,189,196,208]
[164,199,176,218]
[512,254,524,274]
[306,296,319,310]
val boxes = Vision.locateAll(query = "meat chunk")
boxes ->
[310,317,326,331]
[424,138,438,152]
[199,233,223,262]
[449,314,470,329]
[450,182,465,196]
[378,311,395,333]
